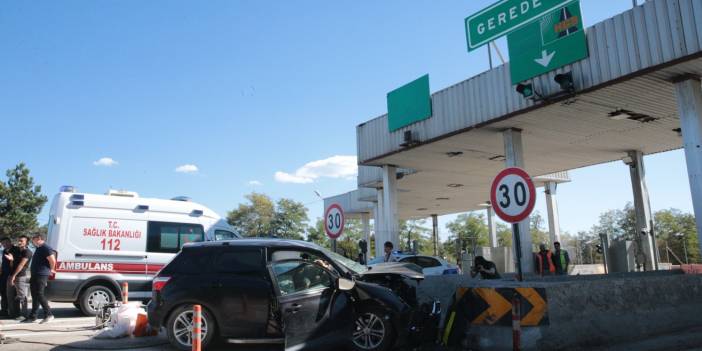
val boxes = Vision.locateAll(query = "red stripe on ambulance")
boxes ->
[57,261,164,274]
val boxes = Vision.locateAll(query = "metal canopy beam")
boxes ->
[674,77,702,260]
[382,165,400,248]
[503,128,534,274]
[626,150,658,271]
[544,181,561,245]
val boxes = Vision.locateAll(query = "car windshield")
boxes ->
[322,249,366,275]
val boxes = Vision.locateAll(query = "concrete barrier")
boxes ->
[416,270,702,350]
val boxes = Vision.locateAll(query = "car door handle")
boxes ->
[285,303,302,314]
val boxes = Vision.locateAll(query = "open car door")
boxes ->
[270,259,353,351]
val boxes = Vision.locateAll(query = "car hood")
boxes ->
[361,262,424,280]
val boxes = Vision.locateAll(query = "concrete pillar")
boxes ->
[487,206,498,248]
[432,214,439,256]
[382,165,400,248]
[361,212,370,261]
[374,191,385,259]
[626,150,658,271]
[544,181,562,245]
[675,76,702,262]
[503,128,534,273]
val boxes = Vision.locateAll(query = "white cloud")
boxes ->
[248,180,263,186]
[93,157,118,167]
[274,171,314,184]
[275,155,357,184]
[175,164,199,173]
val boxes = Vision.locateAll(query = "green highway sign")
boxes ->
[507,0,587,84]
[465,0,577,51]
[387,75,432,132]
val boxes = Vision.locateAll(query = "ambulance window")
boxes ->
[160,225,180,250]
[147,222,205,253]
[180,226,203,245]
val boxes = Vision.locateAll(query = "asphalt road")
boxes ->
[0,302,171,351]
[1,303,699,351]
[0,303,308,351]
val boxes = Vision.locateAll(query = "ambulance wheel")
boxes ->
[166,305,216,351]
[79,285,116,316]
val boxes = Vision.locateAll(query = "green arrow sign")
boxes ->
[465,0,577,51]
[507,0,588,84]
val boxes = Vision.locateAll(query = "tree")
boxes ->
[591,203,636,240]
[573,230,598,264]
[556,231,580,264]
[446,213,489,246]
[271,198,308,240]
[307,218,365,259]
[227,193,308,239]
[306,218,330,248]
[530,211,550,248]
[0,163,48,238]
[399,219,432,254]
[443,213,489,262]
[654,209,700,264]
[227,193,275,237]
[497,222,512,247]
[335,219,364,259]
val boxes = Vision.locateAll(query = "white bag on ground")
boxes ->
[94,302,144,339]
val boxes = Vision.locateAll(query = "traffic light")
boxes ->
[596,244,603,254]
[554,72,574,92]
[516,83,534,98]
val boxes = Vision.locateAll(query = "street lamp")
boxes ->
[675,233,689,264]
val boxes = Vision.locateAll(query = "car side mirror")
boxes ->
[336,277,355,291]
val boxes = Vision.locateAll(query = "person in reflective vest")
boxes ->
[534,243,555,276]
[553,241,570,275]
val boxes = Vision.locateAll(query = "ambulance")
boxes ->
[45,186,239,315]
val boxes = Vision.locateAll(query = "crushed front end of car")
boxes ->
[356,262,441,349]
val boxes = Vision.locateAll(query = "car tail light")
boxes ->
[442,268,458,275]
[152,276,171,292]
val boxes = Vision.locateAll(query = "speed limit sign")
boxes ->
[324,204,345,239]
[490,167,536,223]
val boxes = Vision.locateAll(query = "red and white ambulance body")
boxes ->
[45,187,238,315]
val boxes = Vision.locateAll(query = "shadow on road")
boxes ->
[49,305,85,319]
[46,335,171,350]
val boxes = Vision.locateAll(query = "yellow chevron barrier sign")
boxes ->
[442,286,549,346]
[448,287,549,327]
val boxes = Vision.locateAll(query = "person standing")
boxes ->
[534,243,555,276]
[27,234,56,324]
[0,237,16,318]
[553,241,570,275]
[383,241,395,263]
[7,236,31,321]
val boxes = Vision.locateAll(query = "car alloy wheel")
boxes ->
[352,312,387,350]
[172,309,208,348]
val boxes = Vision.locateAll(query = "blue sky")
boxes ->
[0,0,691,240]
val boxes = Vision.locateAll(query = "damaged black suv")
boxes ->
[147,239,439,351]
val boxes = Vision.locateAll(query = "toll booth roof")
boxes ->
[356,0,701,218]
